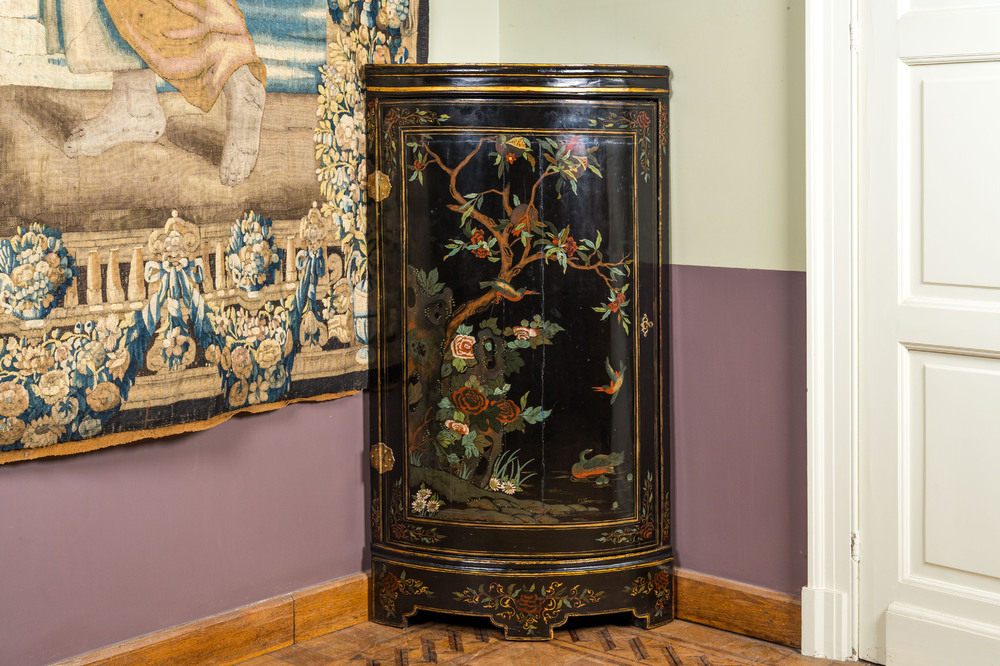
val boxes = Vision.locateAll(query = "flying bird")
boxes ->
[592,357,626,404]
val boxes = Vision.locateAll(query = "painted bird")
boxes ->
[571,448,626,480]
[479,279,538,303]
[592,357,626,404]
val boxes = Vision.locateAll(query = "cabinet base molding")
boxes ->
[53,572,369,666]
[370,553,675,641]
[674,568,801,649]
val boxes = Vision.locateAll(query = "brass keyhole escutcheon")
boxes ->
[640,313,654,338]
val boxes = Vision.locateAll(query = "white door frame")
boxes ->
[802,0,858,659]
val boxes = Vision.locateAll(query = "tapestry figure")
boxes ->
[42,0,266,186]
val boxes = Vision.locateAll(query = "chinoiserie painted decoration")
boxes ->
[367,64,673,639]
[0,1,427,463]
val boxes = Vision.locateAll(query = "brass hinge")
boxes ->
[370,441,395,474]
[367,170,391,202]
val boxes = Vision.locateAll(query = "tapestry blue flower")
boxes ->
[225,212,283,293]
[0,224,77,321]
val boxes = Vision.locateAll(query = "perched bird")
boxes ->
[571,449,625,479]
[479,279,538,303]
[592,357,626,404]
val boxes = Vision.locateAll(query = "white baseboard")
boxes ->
[801,586,852,660]
[886,603,1000,666]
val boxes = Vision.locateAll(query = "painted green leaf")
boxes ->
[461,432,479,459]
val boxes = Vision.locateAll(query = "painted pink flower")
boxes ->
[450,334,476,360]
[512,326,537,340]
[231,345,253,380]
[445,419,469,435]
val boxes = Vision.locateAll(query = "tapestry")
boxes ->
[0,0,428,463]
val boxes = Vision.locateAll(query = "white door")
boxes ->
[860,1,1000,663]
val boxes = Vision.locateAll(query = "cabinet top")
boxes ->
[364,64,670,97]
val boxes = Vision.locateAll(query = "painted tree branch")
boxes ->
[566,254,632,291]
[421,137,630,342]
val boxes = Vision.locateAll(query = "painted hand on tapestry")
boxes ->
[60,1,266,187]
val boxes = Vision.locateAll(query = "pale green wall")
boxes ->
[428,0,500,62]
[428,0,805,272]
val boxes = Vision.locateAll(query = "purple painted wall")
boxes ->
[0,263,807,665]
[670,264,808,595]
[0,395,368,666]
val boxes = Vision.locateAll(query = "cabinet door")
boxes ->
[369,96,666,560]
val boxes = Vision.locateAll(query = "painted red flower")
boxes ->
[496,399,521,424]
[453,386,488,415]
[450,334,476,359]
[653,569,671,591]
[561,236,578,256]
[616,292,627,304]
[506,153,517,164]
[380,572,402,595]
[513,591,545,616]
[608,301,620,313]
[510,204,538,235]
[635,111,652,130]
[472,246,489,258]
[470,229,485,244]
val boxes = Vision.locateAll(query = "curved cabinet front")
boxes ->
[365,64,672,640]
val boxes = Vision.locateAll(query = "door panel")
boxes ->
[924,362,1000,581]
[922,77,1000,289]
[861,1,1000,663]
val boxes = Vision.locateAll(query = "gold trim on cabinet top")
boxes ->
[366,86,669,95]
[368,170,391,202]
[371,442,395,474]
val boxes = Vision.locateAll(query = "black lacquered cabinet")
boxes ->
[365,64,672,639]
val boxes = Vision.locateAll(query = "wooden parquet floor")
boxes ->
[237,615,851,665]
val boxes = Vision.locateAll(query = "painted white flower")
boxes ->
[36,370,70,405]
[0,381,29,417]
[107,348,131,381]
[85,382,121,413]
[50,397,80,425]
[335,114,359,153]
[254,338,283,371]
[21,415,65,449]
[15,344,53,375]
[78,417,102,439]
